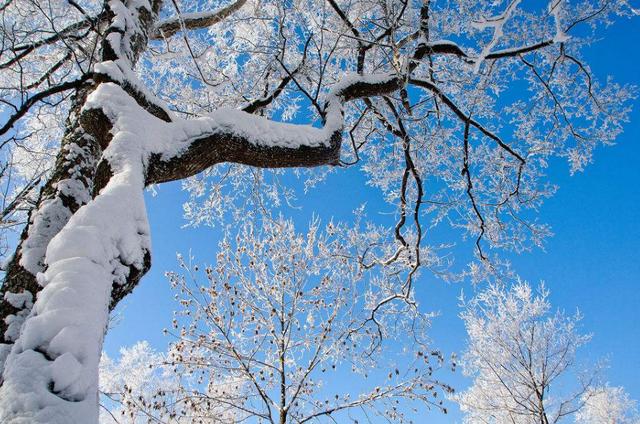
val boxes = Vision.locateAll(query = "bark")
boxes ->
[146,131,341,184]
[151,0,248,39]
[0,0,162,373]
[0,84,100,348]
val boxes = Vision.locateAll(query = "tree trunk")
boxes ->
[0,1,161,420]
[0,84,100,374]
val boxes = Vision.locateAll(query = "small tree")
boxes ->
[139,217,451,423]
[575,386,640,424]
[454,281,595,424]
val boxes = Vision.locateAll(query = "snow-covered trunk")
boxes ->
[0,85,100,374]
[0,101,152,421]
[0,1,162,421]
[0,0,397,418]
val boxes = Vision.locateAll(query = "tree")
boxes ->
[102,217,452,423]
[453,281,599,423]
[0,0,636,421]
[575,386,640,424]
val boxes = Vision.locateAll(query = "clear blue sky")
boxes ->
[104,15,640,423]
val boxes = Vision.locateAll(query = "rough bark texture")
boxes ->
[0,0,163,359]
[147,132,342,184]
[151,0,247,39]
[0,85,100,346]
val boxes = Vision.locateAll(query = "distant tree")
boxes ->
[147,217,451,423]
[453,281,597,424]
[575,386,640,424]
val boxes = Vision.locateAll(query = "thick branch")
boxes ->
[151,0,247,39]
[146,73,405,184]
[147,132,341,184]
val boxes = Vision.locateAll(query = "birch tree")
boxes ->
[0,0,637,421]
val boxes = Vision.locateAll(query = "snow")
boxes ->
[4,292,33,309]
[3,292,33,344]
[50,353,83,393]
[105,0,152,65]
[19,130,97,275]
[0,80,151,424]
[549,0,570,43]
[204,107,332,148]
[94,59,175,122]
[83,82,341,162]
[471,0,523,72]
[20,198,73,274]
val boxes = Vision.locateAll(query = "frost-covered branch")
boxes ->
[145,72,405,184]
[151,0,247,39]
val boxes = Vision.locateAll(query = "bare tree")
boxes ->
[453,281,599,424]
[102,217,451,423]
[0,0,636,421]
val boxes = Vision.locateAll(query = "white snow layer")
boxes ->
[82,82,339,162]
[0,84,151,423]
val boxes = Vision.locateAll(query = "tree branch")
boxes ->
[151,0,248,39]
[0,75,90,138]
[146,73,406,184]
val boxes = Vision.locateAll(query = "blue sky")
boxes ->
[104,14,640,423]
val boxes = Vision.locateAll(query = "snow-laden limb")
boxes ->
[0,89,151,424]
[94,59,175,122]
[151,0,248,39]
[84,71,403,186]
[146,72,403,184]
[471,0,523,73]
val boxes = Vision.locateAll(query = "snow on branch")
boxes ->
[151,0,248,39]
[471,0,523,72]
[145,72,405,183]
[80,71,404,185]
